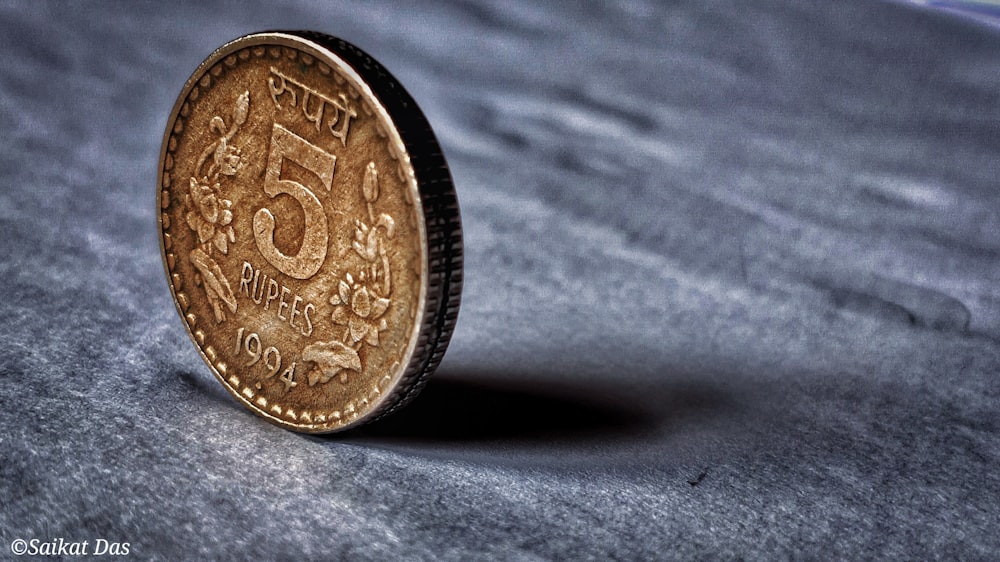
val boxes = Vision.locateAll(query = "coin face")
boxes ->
[157,32,462,433]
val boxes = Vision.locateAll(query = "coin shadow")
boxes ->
[349,377,643,444]
[337,368,736,446]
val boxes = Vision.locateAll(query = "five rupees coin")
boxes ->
[157,32,462,433]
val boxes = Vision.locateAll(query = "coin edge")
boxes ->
[156,31,462,433]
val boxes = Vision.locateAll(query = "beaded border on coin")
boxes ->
[157,32,462,432]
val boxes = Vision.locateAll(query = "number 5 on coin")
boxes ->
[253,124,336,280]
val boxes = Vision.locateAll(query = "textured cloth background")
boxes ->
[2,1,999,559]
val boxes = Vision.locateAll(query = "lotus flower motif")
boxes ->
[185,178,234,254]
[329,272,390,347]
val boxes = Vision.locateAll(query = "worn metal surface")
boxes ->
[159,32,461,432]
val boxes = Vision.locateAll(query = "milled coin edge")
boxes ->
[157,32,461,433]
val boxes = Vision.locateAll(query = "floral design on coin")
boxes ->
[184,91,249,323]
[303,162,395,386]
[159,32,463,433]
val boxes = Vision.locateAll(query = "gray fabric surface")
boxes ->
[2,0,999,559]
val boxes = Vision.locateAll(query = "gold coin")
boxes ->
[157,32,462,433]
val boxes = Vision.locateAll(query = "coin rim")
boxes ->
[157,31,461,433]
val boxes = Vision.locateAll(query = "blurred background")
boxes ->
[907,0,1000,26]
[0,1,998,558]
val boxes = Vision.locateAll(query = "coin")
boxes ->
[157,32,462,433]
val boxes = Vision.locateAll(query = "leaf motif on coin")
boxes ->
[304,162,395,385]
[301,341,362,386]
[184,91,249,323]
